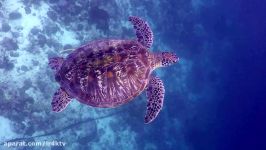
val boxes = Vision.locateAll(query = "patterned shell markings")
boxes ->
[56,40,152,107]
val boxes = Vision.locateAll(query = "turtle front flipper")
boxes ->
[144,76,165,124]
[129,16,153,48]
[51,87,72,112]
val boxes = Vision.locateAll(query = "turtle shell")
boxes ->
[56,40,153,107]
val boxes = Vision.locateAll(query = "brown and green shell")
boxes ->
[55,39,153,107]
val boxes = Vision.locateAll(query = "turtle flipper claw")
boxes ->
[144,76,165,124]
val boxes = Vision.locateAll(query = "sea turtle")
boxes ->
[48,16,179,124]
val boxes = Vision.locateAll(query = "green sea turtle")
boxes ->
[49,16,179,124]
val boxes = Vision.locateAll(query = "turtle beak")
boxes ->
[172,53,179,63]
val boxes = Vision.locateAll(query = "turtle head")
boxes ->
[161,52,179,66]
[153,52,179,68]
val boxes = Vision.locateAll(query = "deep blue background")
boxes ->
[170,0,266,149]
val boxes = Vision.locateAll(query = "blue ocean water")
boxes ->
[0,0,265,150]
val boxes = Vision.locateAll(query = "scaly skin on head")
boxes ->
[152,52,179,69]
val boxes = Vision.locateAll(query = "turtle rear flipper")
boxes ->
[48,57,64,72]
[129,16,153,48]
[52,87,72,112]
[144,76,165,124]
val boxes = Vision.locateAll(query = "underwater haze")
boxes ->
[0,0,266,150]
